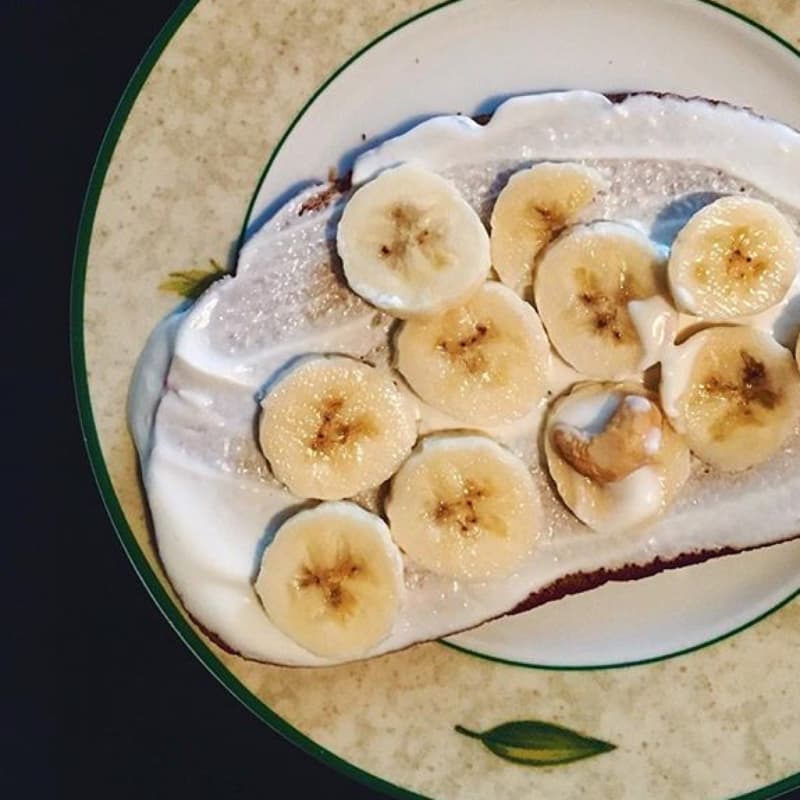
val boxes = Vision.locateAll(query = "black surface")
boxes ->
[19,1,384,797]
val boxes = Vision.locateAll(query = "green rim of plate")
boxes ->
[70,1,800,798]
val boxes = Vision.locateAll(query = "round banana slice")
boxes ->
[337,164,490,318]
[660,326,800,471]
[395,281,550,426]
[668,196,798,320]
[385,434,541,580]
[259,356,417,499]
[490,162,606,293]
[534,221,672,380]
[254,502,404,659]
[544,383,690,534]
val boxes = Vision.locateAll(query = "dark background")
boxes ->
[13,1,381,797]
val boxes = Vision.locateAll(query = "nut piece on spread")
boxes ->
[552,394,663,484]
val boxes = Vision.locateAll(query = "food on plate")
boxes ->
[336,163,490,317]
[534,221,674,379]
[258,356,418,499]
[394,281,550,426]
[668,196,798,321]
[660,326,800,471]
[385,434,541,580]
[254,502,404,659]
[544,383,690,533]
[490,162,606,293]
[132,90,800,666]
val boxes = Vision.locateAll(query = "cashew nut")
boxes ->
[552,394,663,484]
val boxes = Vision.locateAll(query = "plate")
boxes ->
[73,0,800,797]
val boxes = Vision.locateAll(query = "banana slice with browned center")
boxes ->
[394,281,550,426]
[385,434,541,580]
[544,383,690,533]
[259,356,417,499]
[490,162,606,294]
[336,164,490,318]
[254,502,404,659]
[668,196,798,320]
[660,326,800,471]
[534,221,673,379]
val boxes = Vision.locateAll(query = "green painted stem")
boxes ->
[454,725,483,740]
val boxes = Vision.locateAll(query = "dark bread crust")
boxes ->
[509,535,800,615]
[604,90,737,107]
[298,171,352,215]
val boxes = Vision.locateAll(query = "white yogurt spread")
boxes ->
[130,91,800,665]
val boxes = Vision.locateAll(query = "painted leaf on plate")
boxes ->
[159,258,226,299]
[454,720,616,766]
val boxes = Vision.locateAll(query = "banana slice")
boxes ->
[385,434,541,580]
[336,164,490,318]
[544,383,690,533]
[259,356,417,499]
[490,162,606,293]
[534,221,672,379]
[394,282,550,426]
[254,502,404,659]
[668,196,798,320]
[660,326,800,471]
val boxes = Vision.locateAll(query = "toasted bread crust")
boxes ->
[509,535,799,615]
